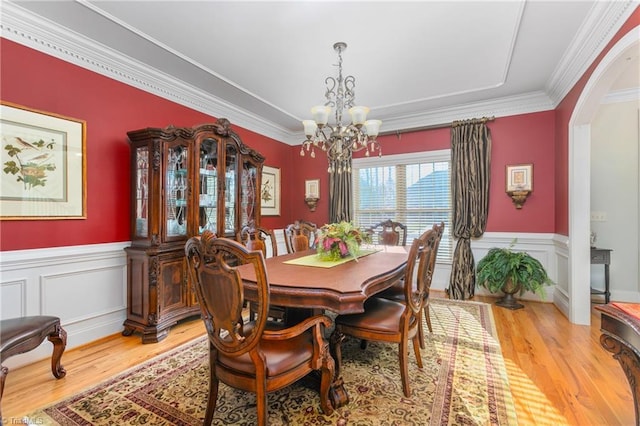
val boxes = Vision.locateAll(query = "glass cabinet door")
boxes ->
[198,138,218,234]
[134,146,149,238]
[241,160,258,227]
[165,144,189,238]
[224,143,238,236]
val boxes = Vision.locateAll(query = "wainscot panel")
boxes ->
[1,242,129,370]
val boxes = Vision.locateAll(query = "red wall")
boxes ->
[6,7,636,251]
[0,39,292,251]
[341,111,556,233]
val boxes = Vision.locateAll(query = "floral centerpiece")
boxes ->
[316,221,370,261]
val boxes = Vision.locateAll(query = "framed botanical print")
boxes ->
[1,101,86,219]
[260,165,280,216]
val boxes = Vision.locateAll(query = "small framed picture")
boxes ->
[305,179,320,198]
[261,165,280,216]
[506,164,533,192]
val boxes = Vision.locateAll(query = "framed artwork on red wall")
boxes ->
[506,163,533,192]
[1,101,86,220]
[261,165,280,216]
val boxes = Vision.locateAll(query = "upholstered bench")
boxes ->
[0,316,67,418]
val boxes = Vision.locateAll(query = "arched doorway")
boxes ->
[568,27,640,325]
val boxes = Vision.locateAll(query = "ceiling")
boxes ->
[3,1,639,145]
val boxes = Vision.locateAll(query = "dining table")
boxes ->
[238,245,410,409]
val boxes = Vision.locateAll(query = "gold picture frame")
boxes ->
[1,101,87,219]
[260,165,280,216]
[505,164,533,192]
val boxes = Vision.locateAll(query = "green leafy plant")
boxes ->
[476,241,553,298]
[316,221,370,262]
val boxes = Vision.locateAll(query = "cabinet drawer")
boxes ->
[590,249,610,264]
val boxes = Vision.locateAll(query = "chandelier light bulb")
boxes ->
[349,106,369,126]
[364,120,382,137]
[311,106,331,126]
[302,120,318,138]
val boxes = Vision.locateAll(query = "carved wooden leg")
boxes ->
[48,323,67,379]
[600,333,640,424]
[318,343,335,416]
[205,345,218,425]
[328,328,349,409]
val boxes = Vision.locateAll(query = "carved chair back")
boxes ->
[284,220,318,253]
[366,219,408,246]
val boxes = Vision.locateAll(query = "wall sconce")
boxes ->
[305,179,320,212]
[506,164,533,209]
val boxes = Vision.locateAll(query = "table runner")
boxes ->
[284,248,379,268]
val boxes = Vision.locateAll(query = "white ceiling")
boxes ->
[3,1,639,144]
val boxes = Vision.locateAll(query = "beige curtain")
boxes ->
[448,119,491,300]
[329,159,352,222]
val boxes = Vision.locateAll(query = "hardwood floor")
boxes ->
[1,291,634,425]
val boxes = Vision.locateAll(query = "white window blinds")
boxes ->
[352,150,452,262]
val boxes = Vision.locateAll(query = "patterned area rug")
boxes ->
[26,298,517,425]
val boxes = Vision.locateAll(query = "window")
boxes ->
[352,150,452,262]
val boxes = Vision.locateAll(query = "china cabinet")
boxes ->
[123,119,264,343]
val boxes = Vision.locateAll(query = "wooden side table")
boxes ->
[591,247,612,304]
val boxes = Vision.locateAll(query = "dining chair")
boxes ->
[366,219,408,246]
[237,223,286,322]
[185,232,335,425]
[237,222,278,258]
[330,226,439,397]
[375,222,445,349]
[283,220,318,253]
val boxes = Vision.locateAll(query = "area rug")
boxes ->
[25,298,517,425]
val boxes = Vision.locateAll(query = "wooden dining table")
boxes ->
[238,246,410,409]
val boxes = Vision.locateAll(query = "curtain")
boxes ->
[448,119,491,300]
[329,159,352,222]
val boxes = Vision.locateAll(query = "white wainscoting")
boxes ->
[0,231,562,370]
[1,242,129,370]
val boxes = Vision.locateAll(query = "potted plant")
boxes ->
[476,241,553,309]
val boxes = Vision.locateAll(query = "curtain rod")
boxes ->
[379,116,495,138]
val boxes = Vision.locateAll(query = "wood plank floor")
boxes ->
[2,291,634,425]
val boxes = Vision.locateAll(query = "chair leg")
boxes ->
[329,329,345,379]
[424,303,433,333]
[399,340,410,397]
[412,335,423,369]
[318,345,335,415]
[48,323,67,379]
[205,346,218,425]
[256,383,268,426]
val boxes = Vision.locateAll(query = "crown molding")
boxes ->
[0,2,298,144]
[546,0,638,106]
[2,1,635,146]
[379,92,555,133]
[601,87,640,104]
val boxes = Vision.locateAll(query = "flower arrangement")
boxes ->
[316,221,370,261]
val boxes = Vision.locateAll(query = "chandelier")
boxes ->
[300,42,382,174]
